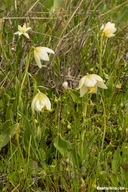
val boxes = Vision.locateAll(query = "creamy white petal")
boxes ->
[26,27,31,31]
[107,27,116,34]
[80,85,88,97]
[31,94,38,112]
[104,22,112,28]
[35,100,44,112]
[77,76,86,89]
[37,48,50,61]
[105,22,115,30]
[41,47,55,54]
[46,100,51,110]
[97,81,108,89]
[14,31,19,35]
[90,74,104,82]
[24,33,30,39]
[84,75,96,87]
[104,28,116,35]
[90,74,107,89]
[23,23,27,28]
[34,47,49,62]
[42,95,51,110]
[100,24,104,30]
[34,51,42,68]
[14,31,22,35]
[19,24,31,32]
[106,34,115,38]
[18,25,22,31]
[36,47,54,61]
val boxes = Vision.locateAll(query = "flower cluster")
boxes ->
[14,21,116,112]
[14,23,54,69]
[14,23,55,112]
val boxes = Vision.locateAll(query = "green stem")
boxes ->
[101,97,107,151]
[81,93,88,159]
[83,93,88,121]
[16,129,30,188]
[16,128,25,165]
[18,50,31,111]
[27,135,32,164]
[99,34,103,77]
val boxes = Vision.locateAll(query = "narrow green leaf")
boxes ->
[0,123,19,150]
[112,149,120,173]
[68,89,81,103]
[54,134,72,156]
[38,148,46,161]
[110,172,118,187]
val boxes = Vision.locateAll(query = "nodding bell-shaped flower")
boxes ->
[77,74,107,97]
[14,23,31,39]
[33,46,55,68]
[100,22,116,38]
[31,92,51,112]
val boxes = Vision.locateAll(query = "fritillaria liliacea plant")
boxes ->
[77,74,107,97]
[33,46,55,68]
[31,92,51,112]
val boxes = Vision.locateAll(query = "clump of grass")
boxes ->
[0,0,128,191]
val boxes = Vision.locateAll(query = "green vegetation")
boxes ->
[0,0,128,191]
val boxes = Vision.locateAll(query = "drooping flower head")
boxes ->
[77,74,107,97]
[100,22,116,38]
[33,46,55,68]
[31,92,51,112]
[14,23,31,39]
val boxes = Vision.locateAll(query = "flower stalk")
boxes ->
[101,97,107,151]
[83,92,88,119]
[18,50,31,111]
[99,34,103,77]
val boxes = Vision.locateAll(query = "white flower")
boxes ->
[33,46,55,68]
[14,23,31,39]
[77,74,107,97]
[62,81,68,89]
[31,92,51,112]
[100,22,116,38]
